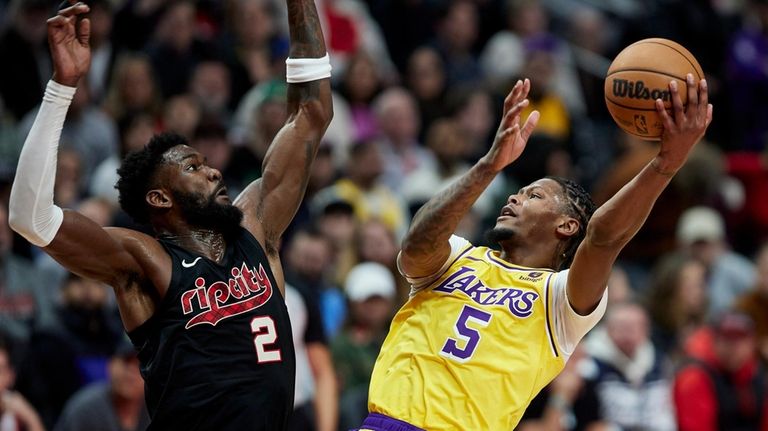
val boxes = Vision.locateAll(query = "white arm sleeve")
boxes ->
[8,80,75,247]
[397,235,472,293]
[550,269,608,357]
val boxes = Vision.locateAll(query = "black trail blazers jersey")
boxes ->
[128,228,296,431]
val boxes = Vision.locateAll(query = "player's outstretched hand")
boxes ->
[49,1,91,87]
[653,73,713,176]
[481,79,540,173]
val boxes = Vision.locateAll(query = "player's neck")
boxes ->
[498,242,559,270]
[159,228,227,263]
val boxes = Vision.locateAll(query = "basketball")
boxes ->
[604,38,703,140]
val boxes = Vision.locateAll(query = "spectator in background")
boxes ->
[17,273,122,429]
[145,0,214,99]
[352,220,406,303]
[314,199,358,290]
[337,51,383,143]
[111,0,166,52]
[238,79,288,167]
[646,253,708,358]
[517,345,605,431]
[312,140,410,241]
[103,53,163,122]
[516,36,572,142]
[0,338,44,431]
[333,262,396,431]
[405,46,448,140]
[727,146,768,255]
[0,0,51,121]
[480,0,584,115]
[585,302,676,431]
[447,85,496,163]
[402,118,506,229]
[674,311,768,431]
[431,0,482,86]
[372,87,435,193]
[726,0,768,151]
[317,0,396,83]
[218,0,287,104]
[285,227,347,339]
[85,0,116,105]
[53,341,150,431]
[18,76,119,187]
[284,284,337,431]
[90,112,156,208]
[0,202,59,356]
[735,241,768,363]
[188,60,233,123]
[161,94,201,139]
[676,206,756,316]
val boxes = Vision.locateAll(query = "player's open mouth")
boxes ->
[216,186,228,198]
[499,206,515,218]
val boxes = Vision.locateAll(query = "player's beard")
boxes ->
[485,227,515,246]
[173,189,243,240]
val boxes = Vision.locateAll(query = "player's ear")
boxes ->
[147,189,172,210]
[556,216,579,238]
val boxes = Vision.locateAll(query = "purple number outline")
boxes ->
[439,305,493,363]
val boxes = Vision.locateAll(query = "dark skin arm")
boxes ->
[11,2,169,331]
[399,80,539,277]
[235,0,332,291]
[567,75,712,314]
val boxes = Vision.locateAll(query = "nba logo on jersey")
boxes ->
[433,266,539,318]
[180,263,274,328]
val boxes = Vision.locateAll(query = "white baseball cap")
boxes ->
[344,262,396,302]
[676,206,725,245]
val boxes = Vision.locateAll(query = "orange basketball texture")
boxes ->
[604,38,703,140]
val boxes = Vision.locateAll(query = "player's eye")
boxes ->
[531,192,542,199]
[186,164,197,171]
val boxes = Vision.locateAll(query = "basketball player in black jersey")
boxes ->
[8,0,332,429]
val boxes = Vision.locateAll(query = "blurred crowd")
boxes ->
[1,0,768,430]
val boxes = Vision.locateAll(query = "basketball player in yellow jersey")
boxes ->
[357,75,713,431]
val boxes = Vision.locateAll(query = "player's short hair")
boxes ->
[546,176,596,270]
[116,133,188,224]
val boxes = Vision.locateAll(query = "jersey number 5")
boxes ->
[251,316,282,363]
[440,305,492,363]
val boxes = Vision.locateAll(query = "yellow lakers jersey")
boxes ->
[368,239,569,430]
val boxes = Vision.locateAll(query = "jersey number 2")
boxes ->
[440,305,492,363]
[251,316,282,363]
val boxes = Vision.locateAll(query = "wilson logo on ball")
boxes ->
[612,79,671,101]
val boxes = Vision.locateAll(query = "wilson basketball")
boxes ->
[604,38,703,140]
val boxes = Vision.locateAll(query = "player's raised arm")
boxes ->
[399,80,540,278]
[567,74,713,314]
[8,2,154,288]
[236,0,332,253]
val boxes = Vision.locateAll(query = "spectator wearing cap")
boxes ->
[53,340,149,431]
[332,262,397,430]
[677,206,756,316]
[674,311,768,431]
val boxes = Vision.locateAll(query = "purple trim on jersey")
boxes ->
[544,274,559,357]
[464,255,483,262]
[355,413,425,431]
[485,250,551,272]
[417,243,474,290]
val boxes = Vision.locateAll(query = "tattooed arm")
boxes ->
[399,80,539,278]
[237,0,333,255]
